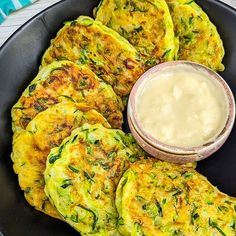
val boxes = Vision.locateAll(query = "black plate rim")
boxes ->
[0,0,236,235]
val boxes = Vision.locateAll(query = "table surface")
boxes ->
[0,0,236,47]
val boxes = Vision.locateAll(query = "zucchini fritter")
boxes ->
[44,123,145,235]
[95,0,178,67]
[166,0,225,71]
[42,16,144,97]
[116,159,236,235]
[11,102,110,219]
[12,60,123,132]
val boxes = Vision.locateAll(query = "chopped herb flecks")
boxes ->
[29,84,37,94]
[68,165,79,173]
[49,154,60,164]
[61,179,73,189]
[84,171,95,183]
[209,218,226,236]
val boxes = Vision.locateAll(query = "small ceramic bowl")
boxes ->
[128,61,235,164]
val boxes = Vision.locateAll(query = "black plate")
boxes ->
[0,0,236,235]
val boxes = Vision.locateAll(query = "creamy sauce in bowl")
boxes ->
[136,64,229,147]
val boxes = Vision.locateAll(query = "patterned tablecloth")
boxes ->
[0,0,236,47]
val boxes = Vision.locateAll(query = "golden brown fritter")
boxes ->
[95,0,178,68]
[166,0,225,71]
[12,60,124,133]
[44,123,145,235]
[11,102,110,219]
[116,159,236,235]
[42,16,144,98]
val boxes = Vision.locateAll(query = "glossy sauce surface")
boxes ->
[136,64,229,147]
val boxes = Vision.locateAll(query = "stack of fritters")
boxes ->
[95,0,225,71]
[12,102,111,219]
[42,16,145,99]
[12,15,146,223]
[11,0,234,235]
[95,0,178,67]
[12,60,124,131]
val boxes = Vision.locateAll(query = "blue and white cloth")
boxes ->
[0,0,37,24]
